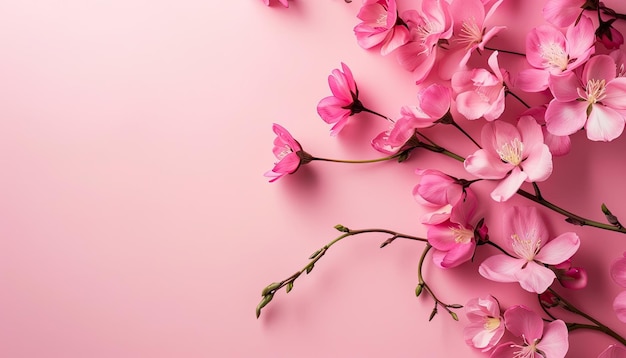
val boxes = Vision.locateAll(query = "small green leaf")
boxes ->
[286,282,294,293]
[256,293,274,319]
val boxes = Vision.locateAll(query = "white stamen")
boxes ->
[450,226,474,244]
[277,145,292,160]
[579,79,607,104]
[457,18,482,48]
[539,42,569,71]
[510,233,541,261]
[496,138,524,166]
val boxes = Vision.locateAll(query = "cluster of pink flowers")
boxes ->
[260,0,626,356]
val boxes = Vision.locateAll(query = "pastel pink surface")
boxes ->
[0,1,626,358]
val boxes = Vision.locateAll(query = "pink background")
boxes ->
[1,0,626,357]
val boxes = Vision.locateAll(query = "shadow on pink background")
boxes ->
[0,0,625,357]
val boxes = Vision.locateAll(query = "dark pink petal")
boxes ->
[543,128,571,156]
[598,345,626,358]
[273,123,302,151]
[503,305,544,342]
[340,62,357,95]
[515,68,550,92]
[380,26,410,56]
[489,342,518,358]
[328,70,353,102]
[611,253,626,288]
[535,232,580,265]
[317,96,351,124]
[543,0,583,27]
[490,167,528,202]
[418,84,451,119]
[545,100,588,136]
[614,291,626,323]
[536,320,569,358]
[585,105,626,142]
[455,91,491,120]
[438,243,475,268]
[273,153,301,174]
[479,255,523,283]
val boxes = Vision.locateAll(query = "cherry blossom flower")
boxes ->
[464,116,553,202]
[317,63,362,135]
[452,51,507,121]
[412,168,464,225]
[553,259,587,289]
[516,16,595,92]
[599,345,626,358]
[521,106,571,157]
[394,0,453,83]
[264,124,311,182]
[261,0,289,7]
[597,19,625,50]
[426,189,479,268]
[610,252,626,322]
[479,206,580,293]
[463,295,505,352]
[491,305,569,358]
[545,54,626,142]
[438,0,505,79]
[543,0,589,27]
[354,0,410,55]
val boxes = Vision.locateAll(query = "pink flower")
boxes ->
[599,345,626,358]
[464,116,553,202]
[317,63,362,136]
[452,51,507,121]
[521,106,571,156]
[438,0,505,79]
[545,54,626,141]
[261,0,289,7]
[479,206,580,293]
[463,295,505,352]
[553,259,587,289]
[426,189,479,268]
[353,0,410,55]
[264,124,311,182]
[610,252,626,322]
[394,0,453,83]
[491,305,569,358]
[543,0,588,27]
[516,16,595,92]
[597,20,625,50]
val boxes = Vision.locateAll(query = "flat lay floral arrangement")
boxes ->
[257,0,626,356]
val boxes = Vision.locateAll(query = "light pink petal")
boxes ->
[427,225,460,251]
[520,145,553,182]
[535,232,580,264]
[277,0,289,7]
[614,291,626,323]
[438,243,475,268]
[515,68,550,92]
[354,25,389,49]
[604,78,626,109]
[396,42,429,72]
[517,115,544,155]
[419,84,451,119]
[482,120,520,155]
[611,254,626,288]
[490,167,527,202]
[545,100,588,136]
[536,320,569,358]
[479,255,524,283]
[483,88,505,121]
[455,91,491,120]
[489,343,518,358]
[526,25,566,70]
[465,296,500,319]
[543,129,571,156]
[503,305,544,342]
[565,16,595,59]
[548,71,581,101]
[505,206,549,250]
[381,26,410,56]
[514,261,556,293]
[464,149,511,179]
[599,345,626,358]
[356,2,385,23]
[543,0,583,27]
[583,55,617,84]
[585,105,625,142]
[420,204,452,225]
[483,0,503,22]
[464,322,504,351]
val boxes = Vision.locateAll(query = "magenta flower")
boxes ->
[438,0,505,79]
[479,206,580,293]
[464,116,553,202]
[491,305,568,358]
[463,295,505,352]
[261,0,289,7]
[264,124,311,182]
[452,51,507,121]
[553,259,587,289]
[610,252,626,322]
[599,345,626,358]
[516,16,595,92]
[545,54,626,141]
[353,0,410,56]
[317,63,363,136]
[413,168,465,225]
[394,0,453,83]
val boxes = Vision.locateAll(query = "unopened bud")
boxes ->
[334,224,350,232]
[415,284,424,297]
[261,282,281,296]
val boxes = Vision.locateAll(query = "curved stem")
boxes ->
[568,323,626,346]
[417,244,462,321]
[450,121,481,149]
[311,149,413,164]
[362,107,394,122]
[483,46,526,57]
[483,241,516,258]
[506,90,531,108]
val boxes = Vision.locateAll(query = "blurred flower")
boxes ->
[317,63,362,135]
[464,116,552,202]
[610,252,626,322]
[261,0,289,7]
[597,19,624,49]
[553,259,588,289]
[491,305,569,358]
[543,0,591,27]
[265,124,312,182]
[463,295,505,351]
[598,345,626,358]
[353,0,410,55]
[479,206,580,293]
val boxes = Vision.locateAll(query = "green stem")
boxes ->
[483,46,526,57]
[417,244,461,321]
[311,149,413,164]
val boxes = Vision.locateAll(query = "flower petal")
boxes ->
[514,261,556,293]
[614,291,626,323]
[490,167,527,202]
[545,100,588,136]
[536,319,569,358]
[503,305,544,342]
[611,253,626,288]
[585,105,625,142]
[535,232,580,265]
[479,255,523,283]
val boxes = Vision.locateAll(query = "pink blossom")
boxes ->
[264,124,311,182]
[452,51,507,121]
[479,206,580,293]
[438,0,505,79]
[261,0,289,7]
[545,54,626,141]
[610,252,626,322]
[521,106,571,156]
[317,63,362,136]
[553,259,587,289]
[394,0,453,83]
[543,0,588,27]
[597,20,625,50]
[413,168,465,225]
[372,83,451,154]
[464,116,553,202]
[463,295,505,352]
[516,16,595,92]
[354,0,410,55]
[426,189,479,268]
[491,305,569,358]
[599,345,626,358]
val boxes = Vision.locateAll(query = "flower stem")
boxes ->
[361,107,394,122]
[506,90,531,108]
[483,46,526,57]
[311,149,414,164]
[256,226,427,318]
[450,121,481,149]
[417,244,462,321]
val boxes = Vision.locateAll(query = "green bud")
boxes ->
[306,264,314,274]
[334,224,350,232]
[447,304,463,309]
[415,284,423,297]
[309,249,322,259]
[256,293,274,319]
[261,282,281,297]
[397,151,410,163]
[602,203,622,227]
[449,312,459,321]
[428,307,438,321]
[286,282,294,293]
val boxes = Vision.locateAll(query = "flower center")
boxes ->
[511,233,541,261]
[496,138,524,166]
[277,145,293,160]
[540,42,569,71]
[450,226,474,244]
[458,18,482,48]
[483,316,501,331]
[376,12,388,26]
[581,79,607,104]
